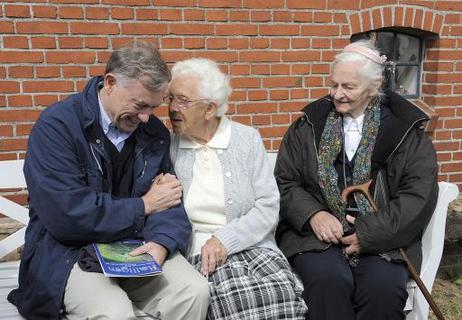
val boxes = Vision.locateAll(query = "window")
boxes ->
[351,31,423,99]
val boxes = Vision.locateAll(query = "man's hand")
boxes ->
[200,236,228,276]
[130,241,168,266]
[142,173,183,215]
[341,215,361,255]
[309,210,344,244]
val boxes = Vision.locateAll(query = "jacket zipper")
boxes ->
[384,117,426,163]
[90,144,103,175]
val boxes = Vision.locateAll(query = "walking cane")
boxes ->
[341,180,445,320]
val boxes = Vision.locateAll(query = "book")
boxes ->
[93,240,162,277]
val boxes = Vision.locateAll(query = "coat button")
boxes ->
[96,139,101,144]
[160,140,164,144]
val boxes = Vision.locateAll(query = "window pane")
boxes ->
[394,66,419,96]
[397,34,420,63]
[376,32,395,59]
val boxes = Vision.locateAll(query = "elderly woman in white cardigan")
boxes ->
[167,58,307,320]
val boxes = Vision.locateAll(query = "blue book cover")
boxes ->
[93,240,162,277]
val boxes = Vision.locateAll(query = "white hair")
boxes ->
[171,58,232,116]
[333,40,384,92]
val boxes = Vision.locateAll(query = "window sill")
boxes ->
[410,99,438,133]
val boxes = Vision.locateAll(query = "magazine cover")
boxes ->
[93,240,162,277]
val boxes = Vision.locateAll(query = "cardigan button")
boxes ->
[227,199,233,204]
[225,171,231,177]
[217,150,223,155]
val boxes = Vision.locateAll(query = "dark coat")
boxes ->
[8,77,192,319]
[275,91,438,271]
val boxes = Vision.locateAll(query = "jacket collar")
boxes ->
[301,91,428,169]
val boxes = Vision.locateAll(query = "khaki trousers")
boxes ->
[63,253,209,320]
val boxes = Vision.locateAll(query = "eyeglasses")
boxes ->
[163,94,210,110]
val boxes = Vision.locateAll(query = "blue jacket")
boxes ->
[8,77,192,319]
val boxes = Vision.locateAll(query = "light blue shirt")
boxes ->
[98,93,131,152]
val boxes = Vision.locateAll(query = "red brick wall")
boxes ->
[0,0,461,187]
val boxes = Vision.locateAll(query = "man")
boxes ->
[8,41,209,319]
[275,40,438,319]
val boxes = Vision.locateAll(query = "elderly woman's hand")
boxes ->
[200,236,228,276]
[341,214,361,255]
[309,210,344,244]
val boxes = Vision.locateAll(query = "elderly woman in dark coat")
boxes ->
[275,40,438,320]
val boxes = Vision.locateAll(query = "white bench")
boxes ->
[266,152,458,320]
[0,157,459,319]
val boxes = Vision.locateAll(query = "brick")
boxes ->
[16,124,34,136]
[185,9,205,21]
[423,11,434,32]
[248,90,268,101]
[272,114,290,124]
[34,95,59,107]
[0,68,6,79]
[445,13,461,25]
[292,64,312,74]
[198,0,242,8]
[86,7,109,19]
[273,11,292,22]
[196,51,238,62]
[271,64,290,75]
[153,0,196,5]
[435,130,451,140]
[0,22,15,34]
[394,7,404,26]
[231,78,261,89]
[85,37,109,49]
[17,22,68,34]
[270,90,289,100]
[31,37,56,49]
[136,9,158,20]
[432,14,443,34]
[36,66,61,78]
[263,76,302,88]
[50,0,98,3]
[441,162,462,173]
[361,11,372,31]
[207,38,227,49]
[236,102,277,114]
[161,38,182,49]
[5,5,31,18]
[89,66,105,77]
[260,25,299,36]
[371,8,382,29]
[230,64,250,75]
[0,110,41,122]
[96,51,111,64]
[9,66,34,78]
[382,7,392,27]
[7,95,33,107]
[23,81,74,93]
[59,6,84,19]
[71,22,119,35]
[0,139,28,152]
[184,38,205,49]
[404,7,414,27]
[312,38,330,49]
[231,115,251,126]
[290,88,309,99]
[251,11,272,22]
[313,12,332,23]
[251,38,269,49]
[161,51,194,63]
[252,115,271,125]
[216,24,258,36]
[444,119,462,129]
[207,10,228,22]
[240,51,280,62]
[301,25,339,36]
[0,52,44,63]
[436,153,451,162]
[111,7,134,20]
[102,0,149,4]
[0,126,13,137]
[3,36,29,49]
[259,126,288,137]
[46,51,95,64]
[414,9,424,29]
[361,0,397,7]
[230,10,249,21]
[291,38,310,49]
[282,51,321,62]
[287,0,325,9]
[33,5,57,18]
[251,64,270,75]
[327,0,359,10]
[243,0,284,8]
[229,91,246,101]
[271,38,290,49]
[121,23,168,35]
[0,96,5,107]
[59,37,84,49]
[229,39,249,49]
[159,9,182,21]
[435,1,462,11]
[170,24,214,35]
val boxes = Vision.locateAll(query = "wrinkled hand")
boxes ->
[201,236,228,276]
[130,241,168,266]
[341,215,361,255]
[142,173,183,215]
[309,210,344,244]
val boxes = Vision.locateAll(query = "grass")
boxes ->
[428,277,462,320]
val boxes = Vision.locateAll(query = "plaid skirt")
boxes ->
[189,248,308,320]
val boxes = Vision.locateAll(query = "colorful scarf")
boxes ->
[317,98,381,238]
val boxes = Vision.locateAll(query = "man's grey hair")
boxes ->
[171,58,231,117]
[333,40,384,92]
[105,40,171,92]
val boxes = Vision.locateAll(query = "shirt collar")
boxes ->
[343,113,365,134]
[179,116,231,149]
[97,91,131,141]
[98,93,112,135]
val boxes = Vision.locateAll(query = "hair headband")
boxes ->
[342,42,387,65]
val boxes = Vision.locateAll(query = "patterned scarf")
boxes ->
[317,98,381,236]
